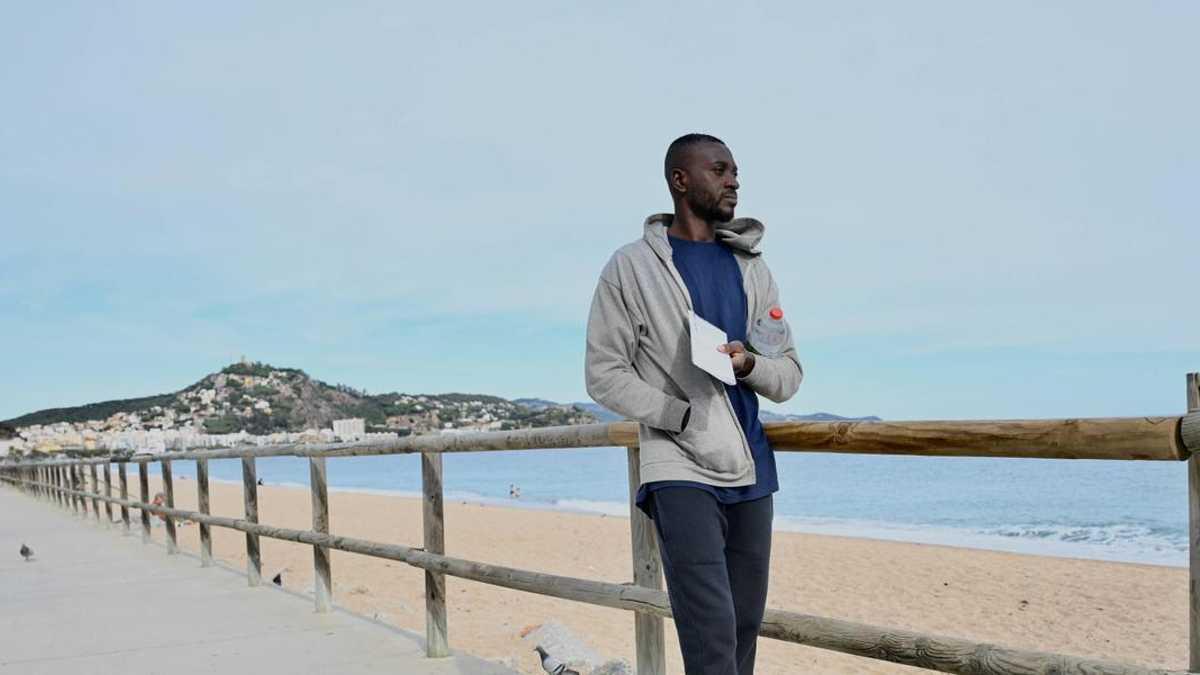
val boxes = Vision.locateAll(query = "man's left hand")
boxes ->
[718,341,755,379]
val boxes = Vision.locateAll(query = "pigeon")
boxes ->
[533,646,581,675]
[272,572,283,586]
[19,544,33,562]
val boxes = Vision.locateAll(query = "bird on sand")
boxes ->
[272,572,283,586]
[533,646,580,675]
[19,544,33,562]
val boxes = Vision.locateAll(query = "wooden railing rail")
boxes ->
[21,414,1192,467]
[2,390,1199,675]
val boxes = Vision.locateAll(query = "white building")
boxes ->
[332,418,366,441]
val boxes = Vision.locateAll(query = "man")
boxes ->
[585,134,802,674]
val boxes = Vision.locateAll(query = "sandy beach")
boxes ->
[115,475,1186,674]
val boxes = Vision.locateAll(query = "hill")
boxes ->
[5,361,597,436]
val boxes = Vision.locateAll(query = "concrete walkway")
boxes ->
[0,486,516,675]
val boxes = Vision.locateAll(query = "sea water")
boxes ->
[182,448,1187,568]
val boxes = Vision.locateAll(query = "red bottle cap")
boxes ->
[769,307,784,320]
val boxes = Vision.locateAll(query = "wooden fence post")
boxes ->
[242,456,262,586]
[627,445,666,675]
[118,462,131,532]
[65,465,74,512]
[310,457,332,612]
[82,464,92,517]
[197,459,213,567]
[75,464,85,514]
[162,459,178,554]
[103,462,114,525]
[1188,372,1199,673]
[89,464,101,521]
[138,461,151,542]
[53,466,62,508]
[422,451,449,658]
[74,464,87,516]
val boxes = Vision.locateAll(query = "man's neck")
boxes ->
[666,209,717,242]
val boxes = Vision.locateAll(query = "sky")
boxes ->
[2,2,1197,422]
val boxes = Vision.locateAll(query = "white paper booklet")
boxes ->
[688,310,736,386]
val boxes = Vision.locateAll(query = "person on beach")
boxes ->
[585,134,802,675]
[152,491,192,526]
[151,491,167,523]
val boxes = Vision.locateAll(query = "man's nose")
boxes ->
[728,175,740,190]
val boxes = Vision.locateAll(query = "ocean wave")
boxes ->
[773,514,1186,567]
[981,522,1186,552]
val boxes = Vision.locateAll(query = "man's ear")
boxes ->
[669,167,688,194]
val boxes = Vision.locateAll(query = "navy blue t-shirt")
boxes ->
[634,234,779,517]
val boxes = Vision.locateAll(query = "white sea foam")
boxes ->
[773,515,1186,568]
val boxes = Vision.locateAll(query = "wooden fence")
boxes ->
[3,373,1200,675]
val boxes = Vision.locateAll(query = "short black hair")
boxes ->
[664,133,726,184]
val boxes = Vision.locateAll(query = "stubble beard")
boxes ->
[688,190,735,224]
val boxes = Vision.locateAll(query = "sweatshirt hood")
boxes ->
[643,213,765,261]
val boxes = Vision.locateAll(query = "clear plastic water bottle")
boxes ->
[748,306,789,357]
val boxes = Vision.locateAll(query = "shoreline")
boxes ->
[138,474,1189,674]
[190,473,1186,570]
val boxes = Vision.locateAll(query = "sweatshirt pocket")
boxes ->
[667,399,749,475]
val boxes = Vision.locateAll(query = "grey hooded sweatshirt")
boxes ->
[585,213,803,488]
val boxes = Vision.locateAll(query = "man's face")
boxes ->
[680,142,740,223]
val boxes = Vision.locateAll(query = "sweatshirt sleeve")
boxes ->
[585,271,691,433]
[736,261,803,403]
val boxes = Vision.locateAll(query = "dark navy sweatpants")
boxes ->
[648,486,774,675]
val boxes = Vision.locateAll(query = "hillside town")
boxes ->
[1,361,596,457]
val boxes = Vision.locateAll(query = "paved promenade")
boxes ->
[0,486,515,675]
